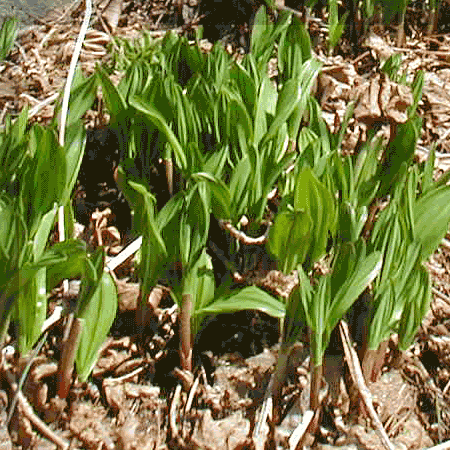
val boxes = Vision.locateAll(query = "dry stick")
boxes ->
[5,370,69,450]
[5,332,48,427]
[57,0,92,292]
[56,0,92,398]
[169,384,183,444]
[432,287,450,307]
[425,441,450,450]
[339,321,395,450]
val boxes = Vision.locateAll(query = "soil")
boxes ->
[1,1,450,449]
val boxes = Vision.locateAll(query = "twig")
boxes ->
[5,332,48,426]
[4,370,69,449]
[106,236,142,272]
[169,384,183,444]
[103,366,144,384]
[58,0,92,296]
[58,0,92,146]
[28,92,60,118]
[41,306,66,333]
[184,375,200,414]
[425,440,450,450]
[218,220,269,246]
[432,287,450,307]
[339,321,395,450]
[289,410,314,450]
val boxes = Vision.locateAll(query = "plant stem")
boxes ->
[57,316,83,399]
[309,361,323,411]
[396,11,406,47]
[361,347,378,384]
[369,339,389,382]
[165,158,174,197]
[270,343,292,421]
[180,293,192,372]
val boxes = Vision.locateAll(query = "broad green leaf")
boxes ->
[180,183,210,271]
[186,250,216,337]
[230,156,251,220]
[128,180,168,257]
[203,145,229,178]
[193,172,231,220]
[294,167,337,265]
[76,270,118,381]
[66,72,97,126]
[17,267,47,355]
[266,78,302,141]
[33,205,58,259]
[250,5,271,59]
[327,250,383,339]
[0,196,19,260]
[62,122,86,205]
[77,248,105,315]
[414,185,450,261]
[378,115,421,196]
[130,96,187,172]
[0,17,18,61]
[231,62,257,117]
[24,126,67,233]
[196,285,285,319]
[0,247,76,346]
[368,283,397,350]
[283,280,309,344]
[254,74,277,146]
[45,239,87,291]
[421,144,436,196]
[96,66,127,118]
[268,209,312,274]
[398,266,430,351]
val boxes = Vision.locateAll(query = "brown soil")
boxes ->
[1,1,450,449]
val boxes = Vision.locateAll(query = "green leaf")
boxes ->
[129,96,187,172]
[76,270,118,381]
[128,180,168,256]
[66,71,97,126]
[250,5,272,59]
[421,144,436,196]
[368,282,397,350]
[266,78,302,141]
[16,267,47,355]
[398,266,430,351]
[254,74,277,146]
[409,70,424,116]
[378,116,421,196]
[0,17,18,61]
[96,66,127,118]
[185,250,215,337]
[24,125,67,232]
[414,185,450,261]
[294,167,337,265]
[32,205,57,259]
[179,183,210,271]
[193,172,231,220]
[62,122,86,205]
[45,239,87,291]
[268,209,312,274]
[328,250,383,334]
[196,285,285,319]
[230,156,251,220]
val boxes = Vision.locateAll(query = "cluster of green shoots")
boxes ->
[1,4,450,437]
